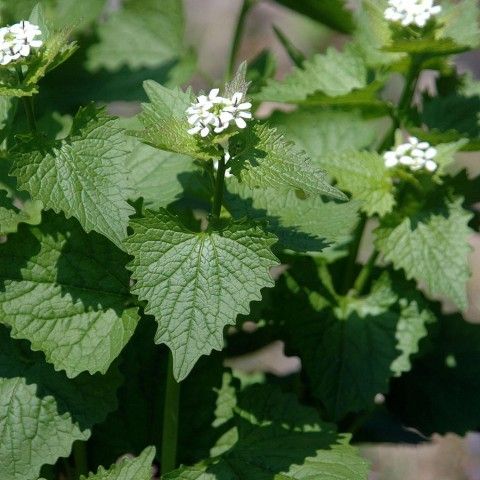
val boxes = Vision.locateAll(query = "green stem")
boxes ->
[210,155,226,222]
[226,0,255,80]
[161,352,180,475]
[73,442,88,477]
[341,215,366,294]
[15,66,37,133]
[353,250,379,295]
[378,55,423,152]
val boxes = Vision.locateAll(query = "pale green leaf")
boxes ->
[320,150,395,216]
[80,447,155,480]
[0,327,120,480]
[439,0,480,49]
[270,109,377,159]
[229,122,346,200]
[124,209,279,380]
[165,384,369,480]
[0,188,41,235]
[0,211,139,377]
[391,296,435,376]
[375,199,473,310]
[126,138,202,209]
[225,179,360,252]
[87,0,186,71]
[255,45,368,103]
[133,81,216,161]
[11,105,135,248]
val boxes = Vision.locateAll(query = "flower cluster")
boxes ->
[384,0,442,28]
[0,20,43,66]
[186,88,252,138]
[384,137,438,172]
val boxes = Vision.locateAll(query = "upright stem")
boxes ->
[341,215,366,294]
[353,251,379,295]
[211,155,226,222]
[161,352,180,475]
[378,55,423,152]
[15,66,37,133]
[73,441,88,477]
[226,0,255,80]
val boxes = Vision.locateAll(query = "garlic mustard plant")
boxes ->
[384,0,442,27]
[0,1,479,480]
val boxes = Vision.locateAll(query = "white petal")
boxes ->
[384,157,398,168]
[232,92,243,105]
[408,136,419,146]
[235,117,247,129]
[411,148,425,157]
[417,141,430,149]
[187,114,200,125]
[200,126,210,137]
[430,5,442,15]
[425,159,438,172]
[400,155,415,165]
[224,151,231,161]
[219,111,234,123]
[187,126,201,135]
[209,88,220,99]
[224,168,233,178]
[396,143,411,155]
[238,111,252,119]
[237,102,252,110]
[30,40,42,48]
[425,147,437,159]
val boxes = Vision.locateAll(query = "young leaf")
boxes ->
[225,179,360,252]
[229,122,346,200]
[87,0,187,71]
[0,188,41,235]
[320,150,395,216]
[391,296,435,376]
[11,105,134,248]
[439,0,480,50]
[126,137,202,209]
[165,384,369,480]
[255,45,368,103]
[124,209,279,380]
[270,109,377,158]
[375,199,473,310]
[80,446,155,480]
[272,0,354,33]
[0,211,139,377]
[0,327,120,480]
[132,81,217,161]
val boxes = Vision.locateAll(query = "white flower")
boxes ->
[186,89,252,138]
[0,20,43,66]
[384,0,442,28]
[383,136,438,172]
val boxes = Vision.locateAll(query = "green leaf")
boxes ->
[382,37,469,55]
[391,295,435,376]
[80,447,155,480]
[124,209,279,380]
[133,81,216,161]
[0,211,139,377]
[375,199,473,310]
[0,188,41,235]
[254,45,368,103]
[11,105,134,248]
[125,137,202,209]
[272,0,354,33]
[353,0,403,66]
[391,314,480,435]
[0,327,120,480]
[166,384,369,480]
[87,0,187,72]
[225,179,360,252]
[438,0,480,50]
[229,122,346,200]
[270,109,377,158]
[320,150,395,216]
